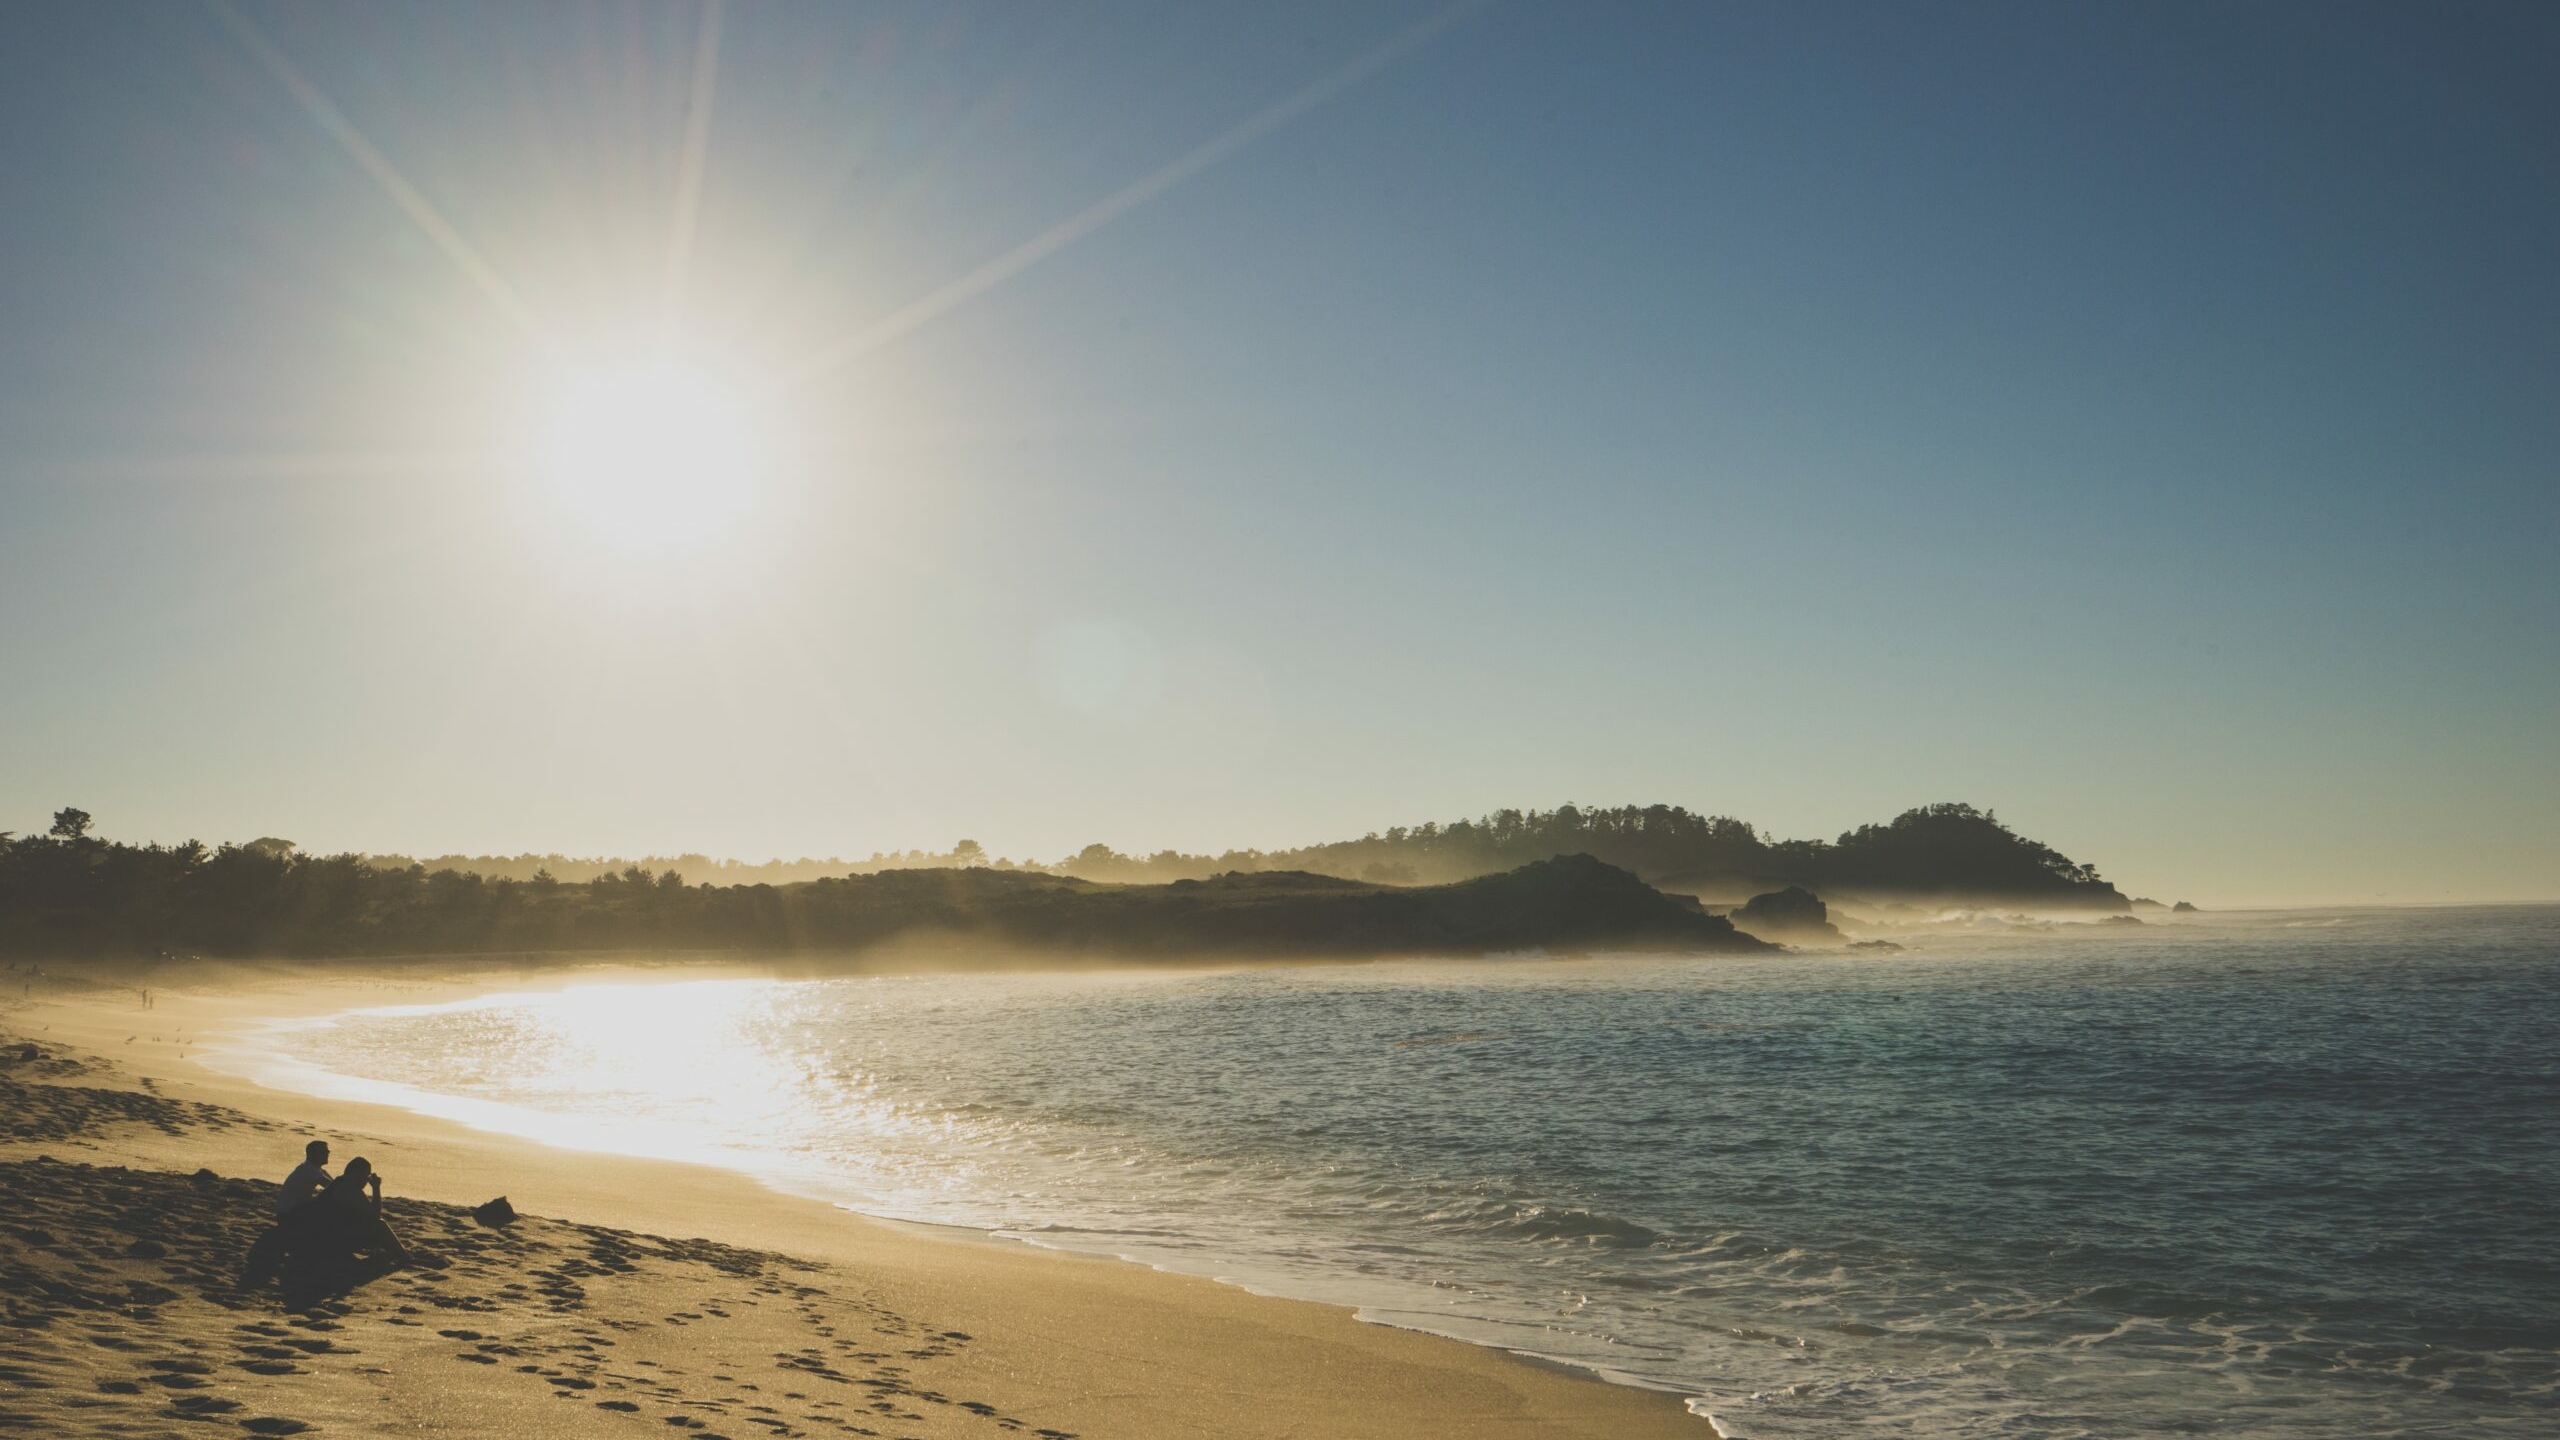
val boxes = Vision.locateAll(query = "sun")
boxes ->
[526,347,773,559]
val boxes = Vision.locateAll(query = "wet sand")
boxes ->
[1,958,1704,1440]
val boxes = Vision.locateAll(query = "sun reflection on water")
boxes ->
[219,976,1072,1224]
[217,979,935,1191]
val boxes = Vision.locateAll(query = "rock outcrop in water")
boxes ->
[1727,886,1846,946]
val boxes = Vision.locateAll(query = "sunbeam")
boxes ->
[206,0,548,347]
[7,14,2558,1435]
[782,0,1482,385]
[662,0,725,332]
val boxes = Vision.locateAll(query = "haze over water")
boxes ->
[243,907,2560,1439]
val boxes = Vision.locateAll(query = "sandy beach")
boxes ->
[1,957,1703,1440]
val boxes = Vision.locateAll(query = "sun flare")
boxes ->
[525,348,773,559]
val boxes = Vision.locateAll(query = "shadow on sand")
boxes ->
[241,1226,407,1311]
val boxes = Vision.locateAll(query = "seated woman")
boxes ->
[298,1156,421,1267]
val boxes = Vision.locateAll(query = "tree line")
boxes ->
[1035,801,2120,905]
[0,809,1767,960]
[350,802,2120,905]
[0,800,2123,958]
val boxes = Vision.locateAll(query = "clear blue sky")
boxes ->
[3,1,2554,905]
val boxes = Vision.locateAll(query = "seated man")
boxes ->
[242,1138,348,1285]
[302,1156,421,1267]
[277,1139,332,1222]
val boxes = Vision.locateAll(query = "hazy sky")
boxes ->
[4,2,2555,906]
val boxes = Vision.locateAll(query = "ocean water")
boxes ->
[238,907,2560,1437]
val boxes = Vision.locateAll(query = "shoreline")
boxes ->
[5,955,1714,1440]
[191,965,1728,1414]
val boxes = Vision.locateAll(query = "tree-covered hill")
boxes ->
[0,811,1762,960]
[1,798,2124,961]
[1212,802,2125,907]
[344,801,2125,909]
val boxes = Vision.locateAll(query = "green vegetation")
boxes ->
[0,799,2122,960]
[1086,801,2125,906]
[353,802,2124,907]
[0,811,1761,960]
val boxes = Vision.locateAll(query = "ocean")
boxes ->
[229,906,2560,1438]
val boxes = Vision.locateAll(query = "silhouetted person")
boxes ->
[242,1139,339,1287]
[277,1139,331,1221]
[305,1156,419,1266]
